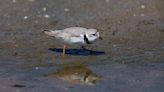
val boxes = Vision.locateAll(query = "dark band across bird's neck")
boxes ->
[84,34,90,44]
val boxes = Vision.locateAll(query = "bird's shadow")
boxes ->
[49,48,105,56]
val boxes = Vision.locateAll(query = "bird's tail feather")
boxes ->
[42,30,61,36]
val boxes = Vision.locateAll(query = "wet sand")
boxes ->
[0,0,164,92]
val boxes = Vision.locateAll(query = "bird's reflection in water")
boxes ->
[47,65,101,86]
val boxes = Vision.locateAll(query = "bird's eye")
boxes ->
[92,34,96,36]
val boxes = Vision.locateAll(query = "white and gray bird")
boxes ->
[42,27,102,57]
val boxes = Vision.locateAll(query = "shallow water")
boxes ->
[0,57,164,92]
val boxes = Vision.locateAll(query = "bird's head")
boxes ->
[83,29,102,43]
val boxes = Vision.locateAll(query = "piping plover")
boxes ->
[43,27,102,57]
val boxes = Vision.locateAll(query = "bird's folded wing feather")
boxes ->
[63,27,87,35]
[43,30,61,37]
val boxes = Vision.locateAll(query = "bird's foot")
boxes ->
[81,46,87,50]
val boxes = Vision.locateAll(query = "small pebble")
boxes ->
[28,0,35,2]
[44,14,50,18]
[35,67,39,70]
[24,16,28,20]
[64,87,69,90]
[42,7,47,11]
[140,13,145,16]
[141,5,146,9]
[16,89,20,92]
[133,14,136,16]
[113,44,117,47]
[7,23,11,26]
[144,51,154,57]
[117,20,121,24]
[12,0,17,3]
[34,20,39,24]
[105,0,110,3]
[64,8,70,12]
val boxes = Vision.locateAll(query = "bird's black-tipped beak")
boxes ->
[98,37,103,40]
[42,30,49,33]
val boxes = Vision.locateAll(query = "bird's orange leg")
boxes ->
[62,45,67,58]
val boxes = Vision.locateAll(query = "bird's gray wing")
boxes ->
[43,30,61,37]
